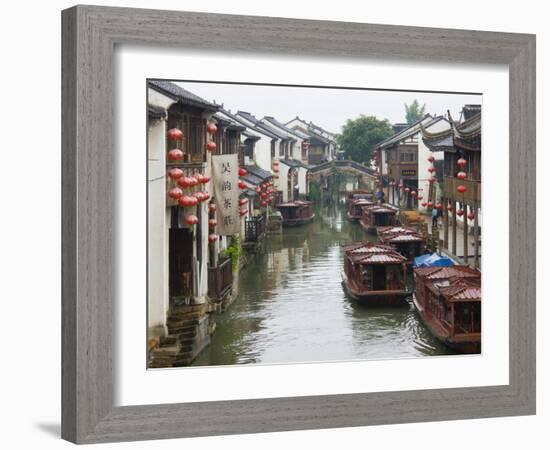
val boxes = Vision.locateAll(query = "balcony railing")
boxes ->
[444,176,481,204]
[245,215,266,242]
[208,257,233,300]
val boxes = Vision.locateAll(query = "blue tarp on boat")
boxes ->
[413,253,455,268]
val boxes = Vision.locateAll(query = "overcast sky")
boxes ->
[175,81,481,134]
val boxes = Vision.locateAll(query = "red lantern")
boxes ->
[239,208,248,217]
[428,166,435,173]
[167,148,184,161]
[192,192,204,202]
[457,185,467,194]
[178,195,198,207]
[468,212,475,221]
[255,186,262,193]
[417,195,423,200]
[405,187,410,193]
[208,234,218,244]
[436,203,443,210]
[208,203,217,213]
[168,187,183,200]
[427,155,435,163]
[261,192,268,199]
[238,180,247,189]
[208,219,217,228]
[184,214,199,226]
[188,176,199,187]
[457,158,467,168]
[260,200,267,207]
[411,191,417,197]
[456,209,464,217]
[238,167,247,177]
[428,201,434,208]
[167,128,183,141]
[206,122,218,134]
[201,175,210,184]
[168,168,184,180]
[239,198,248,206]
[456,171,467,180]
[421,201,427,207]
[206,141,216,151]
[177,176,194,188]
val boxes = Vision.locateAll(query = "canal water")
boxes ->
[192,197,456,367]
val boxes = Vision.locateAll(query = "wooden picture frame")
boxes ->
[61,5,536,444]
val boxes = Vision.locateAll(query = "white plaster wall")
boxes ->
[254,136,273,172]
[298,167,308,195]
[147,117,169,334]
[278,163,290,202]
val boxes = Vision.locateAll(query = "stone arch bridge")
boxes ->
[309,160,378,189]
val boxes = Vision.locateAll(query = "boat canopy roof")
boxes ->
[343,242,406,265]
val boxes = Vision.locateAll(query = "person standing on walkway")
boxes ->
[431,206,438,228]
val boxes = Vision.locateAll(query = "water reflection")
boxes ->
[192,196,454,367]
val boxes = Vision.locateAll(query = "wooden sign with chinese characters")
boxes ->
[212,154,240,235]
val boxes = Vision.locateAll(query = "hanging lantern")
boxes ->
[436,203,443,210]
[208,234,218,244]
[456,209,464,217]
[201,175,210,184]
[168,187,183,200]
[167,128,183,141]
[255,186,262,193]
[238,180,247,189]
[410,191,417,197]
[417,194,423,200]
[427,166,435,173]
[188,176,199,187]
[198,191,210,202]
[404,187,410,193]
[468,212,476,221]
[261,192,268,199]
[206,122,218,134]
[238,167,247,177]
[456,171,467,180]
[208,219,217,229]
[260,200,267,207]
[178,195,198,207]
[239,208,248,217]
[457,157,467,168]
[168,168,184,180]
[457,185,467,194]
[421,201,427,207]
[177,176,194,188]
[427,155,435,163]
[239,198,248,206]
[192,191,206,202]
[167,148,184,161]
[208,203,217,213]
[428,201,434,208]
[206,141,217,152]
[184,214,199,226]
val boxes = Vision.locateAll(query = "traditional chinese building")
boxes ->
[421,106,481,267]
[285,116,338,163]
[147,80,242,367]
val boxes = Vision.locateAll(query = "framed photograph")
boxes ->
[62,5,535,444]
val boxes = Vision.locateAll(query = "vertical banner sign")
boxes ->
[212,154,240,235]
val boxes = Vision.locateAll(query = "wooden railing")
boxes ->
[444,176,481,204]
[245,215,266,242]
[208,257,233,299]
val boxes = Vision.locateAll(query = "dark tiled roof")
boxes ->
[148,80,219,111]
[235,111,284,140]
[376,115,447,150]
[241,173,263,186]
[263,116,310,140]
[148,104,167,120]
[213,112,245,131]
[280,159,305,169]
[245,165,272,181]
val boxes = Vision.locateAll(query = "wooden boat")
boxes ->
[413,266,481,353]
[341,242,410,306]
[346,189,374,202]
[377,226,426,264]
[276,200,314,227]
[359,204,400,233]
[347,198,375,221]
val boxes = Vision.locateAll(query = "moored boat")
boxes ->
[377,226,426,264]
[341,242,410,306]
[276,200,314,227]
[413,266,481,353]
[347,198,375,221]
[359,204,400,233]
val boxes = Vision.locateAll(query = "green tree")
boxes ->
[337,115,393,163]
[405,99,426,124]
